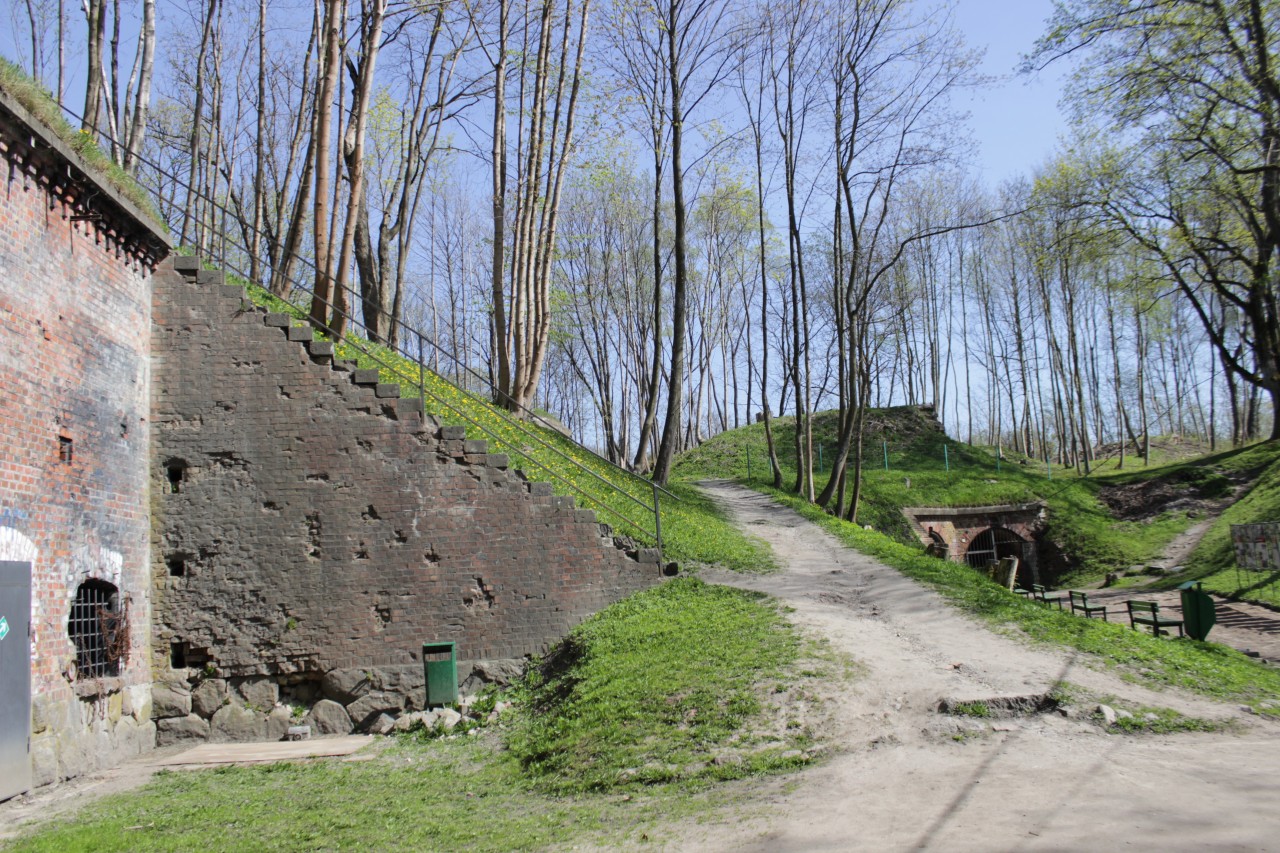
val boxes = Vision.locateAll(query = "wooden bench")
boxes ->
[1069,590,1108,621]
[1127,600,1184,638]
[1032,584,1067,609]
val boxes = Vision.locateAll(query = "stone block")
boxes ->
[191,678,228,718]
[236,677,279,711]
[368,713,397,735]
[156,714,210,747]
[322,668,372,705]
[346,691,405,729]
[286,325,312,342]
[306,699,354,735]
[151,683,193,719]
[374,383,400,398]
[353,369,381,385]
[173,255,200,274]
[210,704,265,743]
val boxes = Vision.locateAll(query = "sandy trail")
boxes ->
[676,481,1280,852]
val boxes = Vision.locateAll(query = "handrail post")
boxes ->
[417,332,425,404]
[652,481,663,560]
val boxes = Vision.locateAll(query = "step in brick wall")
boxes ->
[150,258,667,742]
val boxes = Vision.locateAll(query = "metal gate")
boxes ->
[0,561,31,801]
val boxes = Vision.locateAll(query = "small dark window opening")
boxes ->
[69,580,128,679]
[166,461,186,494]
[167,555,186,577]
[58,435,73,463]
[170,641,186,669]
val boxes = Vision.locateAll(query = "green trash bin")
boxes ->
[423,641,458,707]
[1179,581,1217,641]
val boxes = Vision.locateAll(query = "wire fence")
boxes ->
[60,106,675,552]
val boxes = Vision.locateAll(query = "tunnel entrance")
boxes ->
[963,527,1026,570]
[902,502,1048,585]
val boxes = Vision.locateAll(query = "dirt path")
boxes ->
[673,481,1280,852]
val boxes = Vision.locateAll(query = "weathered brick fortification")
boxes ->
[0,90,168,788]
[903,503,1047,582]
[149,262,666,742]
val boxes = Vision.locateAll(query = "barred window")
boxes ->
[69,580,129,679]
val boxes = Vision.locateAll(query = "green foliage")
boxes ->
[1100,704,1223,736]
[0,58,164,227]
[2,739,705,852]
[237,280,772,573]
[1164,441,1280,605]
[507,578,812,793]
[946,701,990,718]
[7,583,816,850]
[674,407,1189,580]
[758,487,1280,711]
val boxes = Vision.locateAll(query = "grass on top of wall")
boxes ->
[239,279,773,574]
[0,58,163,226]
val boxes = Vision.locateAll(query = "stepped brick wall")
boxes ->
[0,90,168,788]
[150,261,667,742]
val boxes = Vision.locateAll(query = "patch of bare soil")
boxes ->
[1097,467,1244,521]
[661,481,1280,852]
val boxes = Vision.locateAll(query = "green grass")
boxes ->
[757,486,1280,712]
[2,737,716,852]
[7,579,815,851]
[1151,441,1280,606]
[672,408,1193,582]
[240,280,773,573]
[0,58,163,226]
[507,577,818,793]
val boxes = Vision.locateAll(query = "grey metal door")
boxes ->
[0,561,31,801]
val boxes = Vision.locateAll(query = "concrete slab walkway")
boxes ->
[153,735,374,766]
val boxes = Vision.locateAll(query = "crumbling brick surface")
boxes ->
[0,91,162,785]
[150,264,663,688]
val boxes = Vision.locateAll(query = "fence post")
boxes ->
[746,447,751,481]
[883,441,889,471]
[944,445,950,474]
[417,333,426,407]
[652,481,664,560]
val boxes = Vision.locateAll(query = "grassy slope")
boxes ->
[1155,441,1280,604]
[8,581,819,851]
[242,281,772,573]
[760,486,1280,712]
[674,407,1190,582]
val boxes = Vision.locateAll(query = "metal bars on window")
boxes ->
[69,581,128,679]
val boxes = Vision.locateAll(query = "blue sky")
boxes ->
[952,0,1072,184]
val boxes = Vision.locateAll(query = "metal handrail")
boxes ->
[62,109,670,550]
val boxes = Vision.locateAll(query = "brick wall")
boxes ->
[150,262,666,741]
[0,93,166,786]
[903,503,1048,583]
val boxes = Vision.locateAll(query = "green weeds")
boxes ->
[507,577,816,794]
[759,487,1280,711]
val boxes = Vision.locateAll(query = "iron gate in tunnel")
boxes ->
[963,527,1026,570]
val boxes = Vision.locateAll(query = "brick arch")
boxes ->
[961,526,1026,569]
